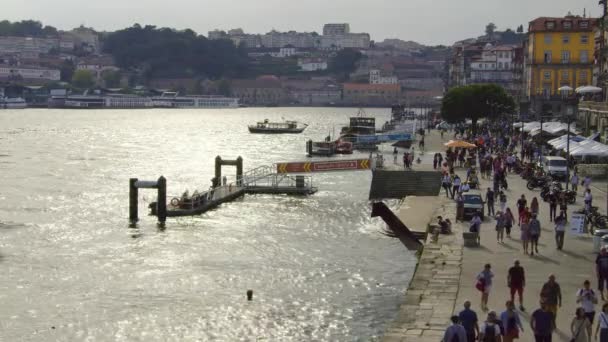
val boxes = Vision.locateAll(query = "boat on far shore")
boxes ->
[0,97,27,109]
[248,119,308,134]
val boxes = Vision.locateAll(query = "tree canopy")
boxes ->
[0,20,58,37]
[485,23,497,37]
[71,69,95,89]
[328,48,363,78]
[441,84,515,133]
[102,24,249,80]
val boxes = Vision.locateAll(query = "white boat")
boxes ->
[151,92,239,108]
[0,97,27,109]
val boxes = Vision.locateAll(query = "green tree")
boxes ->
[485,23,497,37]
[101,69,122,88]
[516,25,524,33]
[441,84,515,135]
[329,48,363,77]
[59,60,76,82]
[71,69,95,89]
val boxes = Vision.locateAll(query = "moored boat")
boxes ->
[248,119,308,134]
[0,97,27,109]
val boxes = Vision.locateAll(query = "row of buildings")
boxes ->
[447,13,595,117]
[447,11,608,143]
[208,23,370,50]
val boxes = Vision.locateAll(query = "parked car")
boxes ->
[462,190,484,219]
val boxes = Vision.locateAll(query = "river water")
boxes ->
[0,107,417,341]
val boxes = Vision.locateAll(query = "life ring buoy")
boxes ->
[170,197,180,206]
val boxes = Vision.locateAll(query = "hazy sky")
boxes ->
[3,0,602,45]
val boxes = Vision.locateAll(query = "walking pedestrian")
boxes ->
[571,172,579,192]
[452,175,462,199]
[531,301,555,342]
[596,247,608,301]
[508,260,525,311]
[520,208,531,255]
[540,274,562,325]
[442,315,467,342]
[403,152,410,170]
[393,147,398,164]
[504,208,515,238]
[576,280,598,324]
[517,195,527,226]
[529,213,541,255]
[570,307,591,342]
[486,187,495,216]
[554,213,566,250]
[442,174,452,198]
[477,264,494,311]
[457,193,465,222]
[583,175,592,190]
[434,154,439,170]
[559,193,569,221]
[478,311,502,342]
[594,303,608,341]
[531,197,540,216]
[500,301,524,342]
[548,191,558,222]
[498,191,507,213]
[584,189,593,212]
[495,211,505,243]
[458,301,479,342]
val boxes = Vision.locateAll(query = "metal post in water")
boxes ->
[215,156,222,188]
[247,290,253,301]
[236,156,243,186]
[157,176,167,227]
[129,178,138,227]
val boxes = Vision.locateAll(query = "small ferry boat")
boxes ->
[248,119,308,134]
[0,97,27,109]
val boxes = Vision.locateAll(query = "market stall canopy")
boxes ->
[576,85,602,94]
[444,140,477,148]
[558,85,573,91]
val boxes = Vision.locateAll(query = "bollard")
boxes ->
[247,290,253,301]
[129,178,138,227]
[157,176,167,227]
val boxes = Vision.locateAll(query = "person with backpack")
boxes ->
[478,311,502,342]
[504,208,515,238]
[442,315,467,342]
[529,213,541,256]
[500,301,523,342]
[576,280,598,324]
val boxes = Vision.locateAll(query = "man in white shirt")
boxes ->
[460,182,470,193]
[577,280,598,324]
[554,214,566,250]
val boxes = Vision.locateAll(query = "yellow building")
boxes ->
[525,15,597,114]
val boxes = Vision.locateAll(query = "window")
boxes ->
[561,50,570,63]
[563,21,572,29]
[581,35,589,44]
[562,70,569,79]
[580,70,588,81]
[546,21,555,29]
[544,51,552,63]
[498,62,503,69]
[544,34,552,44]
[580,21,589,29]
[544,71,551,80]
[580,50,589,63]
[562,35,570,44]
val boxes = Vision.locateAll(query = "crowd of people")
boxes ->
[436,121,606,341]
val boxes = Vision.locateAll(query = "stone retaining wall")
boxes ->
[382,197,462,342]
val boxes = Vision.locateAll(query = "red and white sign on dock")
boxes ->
[276,159,370,173]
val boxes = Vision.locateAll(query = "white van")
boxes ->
[541,156,568,180]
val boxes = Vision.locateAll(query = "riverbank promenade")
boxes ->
[382,129,608,342]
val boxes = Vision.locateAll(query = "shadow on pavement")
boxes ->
[531,254,560,265]
[559,249,593,262]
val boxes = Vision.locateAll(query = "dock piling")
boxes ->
[129,178,139,226]
[157,176,167,227]
[247,290,253,301]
